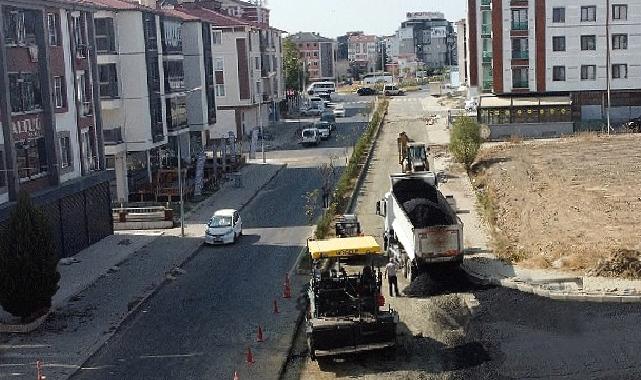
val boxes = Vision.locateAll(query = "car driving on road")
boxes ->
[357,87,377,96]
[384,84,404,96]
[204,209,242,245]
[314,121,332,140]
[301,128,321,146]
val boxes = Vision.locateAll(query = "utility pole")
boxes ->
[606,0,612,134]
[177,139,184,237]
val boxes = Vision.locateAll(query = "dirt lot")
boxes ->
[472,133,641,275]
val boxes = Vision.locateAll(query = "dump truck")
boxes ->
[379,172,463,281]
[306,236,398,360]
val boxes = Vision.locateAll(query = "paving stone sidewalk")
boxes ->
[0,162,285,379]
[425,104,641,302]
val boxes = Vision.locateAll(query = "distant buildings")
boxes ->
[289,32,337,82]
[401,12,457,69]
[347,32,378,73]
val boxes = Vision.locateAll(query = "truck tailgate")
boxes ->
[414,223,463,259]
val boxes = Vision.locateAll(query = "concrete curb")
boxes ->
[461,264,641,303]
[65,163,288,380]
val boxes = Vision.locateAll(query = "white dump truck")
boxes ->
[378,172,463,281]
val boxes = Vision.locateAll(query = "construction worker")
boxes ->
[384,258,400,297]
[397,132,409,164]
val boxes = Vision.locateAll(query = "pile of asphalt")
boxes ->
[393,178,455,228]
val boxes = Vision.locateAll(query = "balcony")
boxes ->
[512,80,529,89]
[511,22,528,31]
[512,50,529,59]
[481,0,491,6]
[482,51,493,63]
[103,127,123,145]
[481,24,491,37]
[482,80,493,91]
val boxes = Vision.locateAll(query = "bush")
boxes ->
[450,116,482,170]
[0,192,60,322]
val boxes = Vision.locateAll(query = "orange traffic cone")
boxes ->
[233,371,240,380]
[36,360,44,380]
[283,274,292,298]
[273,299,280,314]
[256,325,264,343]
[283,281,291,299]
[246,347,255,365]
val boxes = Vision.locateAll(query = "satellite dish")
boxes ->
[480,125,491,140]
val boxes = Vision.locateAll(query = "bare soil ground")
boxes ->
[472,133,641,275]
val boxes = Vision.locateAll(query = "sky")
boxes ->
[267,0,467,38]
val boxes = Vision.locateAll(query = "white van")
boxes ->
[384,84,404,96]
[301,128,321,146]
[307,81,336,95]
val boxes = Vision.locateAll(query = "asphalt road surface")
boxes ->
[69,98,374,380]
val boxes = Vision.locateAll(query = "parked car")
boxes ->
[314,121,332,140]
[300,106,322,117]
[320,111,336,130]
[357,87,377,96]
[333,105,346,118]
[204,209,242,245]
[384,84,404,96]
[317,91,331,101]
[301,128,321,146]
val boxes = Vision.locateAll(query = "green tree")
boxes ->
[283,38,304,91]
[450,116,482,170]
[0,192,60,322]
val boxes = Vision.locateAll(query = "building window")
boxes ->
[581,35,596,50]
[59,133,72,170]
[163,60,185,92]
[552,36,566,52]
[0,146,6,188]
[161,20,183,54]
[214,57,224,71]
[511,9,528,30]
[98,64,119,99]
[255,56,260,70]
[581,6,597,22]
[612,64,628,79]
[552,7,565,23]
[512,68,528,88]
[553,66,566,81]
[3,9,38,46]
[612,34,628,50]
[8,72,41,113]
[511,38,528,59]
[15,137,48,179]
[165,96,188,130]
[71,15,87,57]
[213,30,222,44]
[143,13,158,51]
[47,13,60,46]
[581,65,596,80]
[77,72,92,116]
[94,18,116,54]
[215,84,225,97]
[53,76,65,108]
[612,4,627,20]
[81,128,98,171]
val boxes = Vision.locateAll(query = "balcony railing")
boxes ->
[512,80,529,89]
[512,50,529,59]
[482,51,493,62]
[481,24,491,36]
[482,80,493,91]
[511,22,528,30]
[103,127,123,145]
[481,0,491,5]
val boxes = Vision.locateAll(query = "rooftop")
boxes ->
[289,32,334,43]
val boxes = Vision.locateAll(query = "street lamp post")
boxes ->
[177,140,185,237]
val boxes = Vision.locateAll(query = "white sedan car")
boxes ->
[333,105,346,118]
[204,209,242,245]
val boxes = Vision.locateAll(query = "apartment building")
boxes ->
[289,32,337,82]
[400,12,457,68]
[0,0,112,257]
[347,33,378,73]
[469,0,641,136]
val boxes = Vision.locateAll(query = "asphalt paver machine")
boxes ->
[306,236,398,360]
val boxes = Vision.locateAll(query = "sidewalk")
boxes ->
[427,107,641,303]
[0,162,285,379]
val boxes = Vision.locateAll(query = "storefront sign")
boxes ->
[12,115,43,142]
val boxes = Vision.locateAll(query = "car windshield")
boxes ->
[209,216,232,228]
[303,130,315,137]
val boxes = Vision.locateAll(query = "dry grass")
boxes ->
[471,134,641,274]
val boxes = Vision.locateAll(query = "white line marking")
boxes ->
[138,352,204,359]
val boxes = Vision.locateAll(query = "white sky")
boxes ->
[267,0,467,38]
